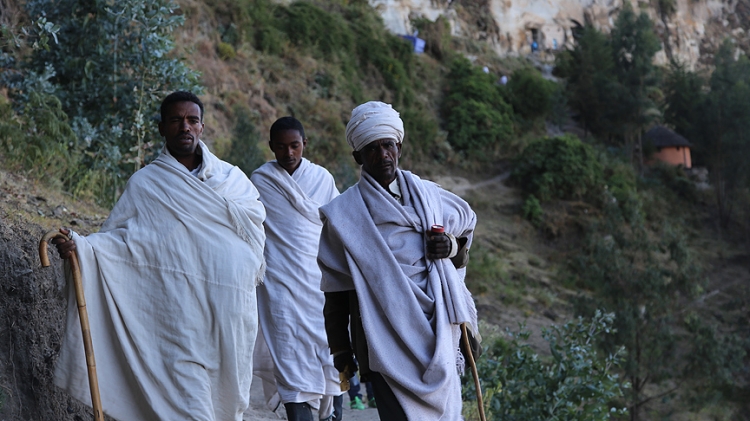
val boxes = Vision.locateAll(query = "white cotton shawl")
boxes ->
[318,169,477,420]
[250,159,340,405]
[54,142,266,421]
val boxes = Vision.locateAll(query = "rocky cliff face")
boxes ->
[369,0,750,68]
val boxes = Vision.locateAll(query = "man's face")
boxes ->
[270,129,307,175]
[158,101,204,158]
[353,138,401,188]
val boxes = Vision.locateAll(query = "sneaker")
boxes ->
[368,398,377,409]
[350,396,366,410]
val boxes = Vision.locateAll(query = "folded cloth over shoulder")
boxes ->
[319,169,477,420]
[251,159,341,405]
[54,142,266,421]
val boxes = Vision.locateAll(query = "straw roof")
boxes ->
[645,125,692,148]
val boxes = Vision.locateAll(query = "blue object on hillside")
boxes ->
[400,35,426,53]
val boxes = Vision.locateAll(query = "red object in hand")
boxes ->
[430,224,444,234]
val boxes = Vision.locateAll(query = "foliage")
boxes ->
[0,85,77,185]
[411,15,451,61]
[465,244,507,296]
[14,0,202,205]
[223,105,265,176]
[521,195,543,225]
[554,25,617,138]
[217,42,236,60]
[231,0,440,159]
[608,2,662,151]
[662,40,750,228]
[511,134,604,202]
[556,6,661,148]
[463,311,628,421]
[507,67,558,121]
[568,188,746,419]
[441,56,514,156]
[698,40,750,227]
[662,62,705,160]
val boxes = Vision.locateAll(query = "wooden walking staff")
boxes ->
[40,230,104,421]
[462,323,486,421]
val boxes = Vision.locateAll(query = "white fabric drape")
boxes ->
[250,159,340,406]
[54,142,266,421]
[318,169,477,420]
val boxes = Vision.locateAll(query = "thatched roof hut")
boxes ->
[645,125,692,168]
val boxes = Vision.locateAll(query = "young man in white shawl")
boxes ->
[50,91,267,421]
[250,116,344,421]
[318,101,479,420]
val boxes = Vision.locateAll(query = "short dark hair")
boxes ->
[270,116,306,142]
[160,91,204,122]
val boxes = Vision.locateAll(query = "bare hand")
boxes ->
[426,232,451,260]
[51,228,76,260]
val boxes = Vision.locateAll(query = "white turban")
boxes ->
[345,101,405,151]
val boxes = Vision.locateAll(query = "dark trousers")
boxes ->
[285,402,314,421]
[285,394,344,421]
[369,371,408,421]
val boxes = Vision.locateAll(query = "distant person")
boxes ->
[251,116,343,421]
[51,90,267,420]
[531,40,539,53]
[553,38,558,50]
[319,101,479,420]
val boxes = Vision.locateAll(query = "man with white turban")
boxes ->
[318,101,479,420]
[251,116,344,421]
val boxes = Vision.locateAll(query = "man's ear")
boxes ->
[158,121,165,138]
[397,142,402,158]
[268,140,274,152]
[352,150,363,165]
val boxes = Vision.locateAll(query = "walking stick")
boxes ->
[40,230,104,421]
[461,323,486,421]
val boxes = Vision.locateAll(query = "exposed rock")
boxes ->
[369,0,750,69]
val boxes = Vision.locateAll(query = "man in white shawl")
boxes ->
[250,116,344,421]
[51,91,266,421]
[318,101,479,420]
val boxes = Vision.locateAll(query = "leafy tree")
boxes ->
[506,67,557,122]
[511,134,603,202]
[609,2,662,165]
[441,56,513,155]
[699,40,750,227]
[464,311,628,421]
[570,192,744,420]
[554,25,618,138]
[19,0,201,204]
[662,62,705,151]
[224,105,265,176]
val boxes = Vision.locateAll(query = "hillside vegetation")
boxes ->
[1,0,749,420]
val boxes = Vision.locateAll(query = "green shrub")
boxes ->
[217,42,236,60]
[223,105,265,176]
[20,0,202,206]
[507,67,557,121]
[521,195,543,225]
[465,244,507,296]
[511,134,604,202]
[441,57,514,155]
[463,311,628,421]
[0,86,78,185]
